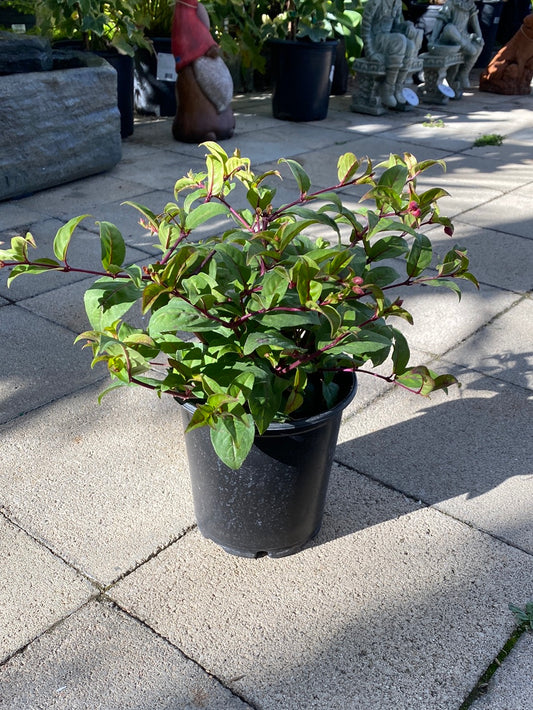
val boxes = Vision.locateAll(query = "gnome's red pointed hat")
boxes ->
[172,0,218,72]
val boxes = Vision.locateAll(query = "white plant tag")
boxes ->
[157,53,177,82]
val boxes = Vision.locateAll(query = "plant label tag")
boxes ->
[156,53,177,82]
[438,83,455,98]
[402,87,419,106]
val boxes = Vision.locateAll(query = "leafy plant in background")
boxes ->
[260,0,364,47]
[133,0,174,37]
[0,142,477,468]
[205,0,268,75]
[32,0,151,54]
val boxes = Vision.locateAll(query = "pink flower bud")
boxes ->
[407,201,421,218]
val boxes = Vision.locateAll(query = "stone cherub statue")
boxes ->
[428,0,484,91]
[361,0,423,109]
[171,0,235,143]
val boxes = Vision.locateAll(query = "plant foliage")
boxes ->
[0,143,477,468]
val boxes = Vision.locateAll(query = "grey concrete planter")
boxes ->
[0,51,122,201]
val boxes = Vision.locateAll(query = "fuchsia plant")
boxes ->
[0,142,477,468]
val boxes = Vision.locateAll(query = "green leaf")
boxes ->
[205,153,226,197]
[84,277,143,330]
[279,158,311,195]
[148,298,230,334]
[98,221,126,271]
[184,404,214,432]
[320,304,342,337]
[391,327,410,374]
[184,202,228,231]
[210,413,255,469]
[422,279,462,298]
[395,366,458,395]
[378,165,409,192]
[365,266,400,288]
[6,260,60,287]
[259,268,289,308]
[337,152,360,184]
[406,233,433,277]
[366,235,408,261]
[53,215,89,261]
[243,331,299,356]
[259,310,320,328]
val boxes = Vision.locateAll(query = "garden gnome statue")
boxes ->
[479,13,533,94]
[428,0,484,91]
[171,0,235,143]
[361,0,423,109]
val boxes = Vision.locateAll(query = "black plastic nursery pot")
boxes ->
[180,374,356,558]
[134,37,177,117]
[269,39,338,121]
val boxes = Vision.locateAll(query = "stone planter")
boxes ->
[0,39,121,201]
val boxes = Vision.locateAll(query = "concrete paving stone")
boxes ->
[232,110,284,134]
[109,150,207,193]
[20,273,148,334]
[0,384,194,585]
[446,296,533,390]
[0,202,45,230]
[0,219,150,301]
[127,116,176,147]
[11,173,154,221]
[72,182,249,251]
[363,270,516,357]
[0,600,250,710]
[470,633,533,710]
[417,150,533,195]
[377,116,480,152]
[196,124,363,166]
[514,181,533,199]
[0,305,101,423]
[457,191,533,240]
[110,480,533,710]
[337,368,533,553]
[280,138,452,192]
[428,221,533,293]
[0,515,95,663]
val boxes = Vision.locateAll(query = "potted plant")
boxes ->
[32,0,152,136]
[0,143,477,557]
[131,0,176,116]
[261,0,363,119]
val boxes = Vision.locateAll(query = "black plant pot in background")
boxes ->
[181,374,357,558]
[97,51,134,138]
[269,38,338,121]
[331,36,349,95]
[134,37,177,117]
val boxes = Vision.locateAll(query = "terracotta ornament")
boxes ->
[171,0,235,142]
[480,13,533,94]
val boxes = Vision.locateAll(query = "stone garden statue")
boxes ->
[171,0,235,143]
[428,0,484,91]
[361,0,423,109]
